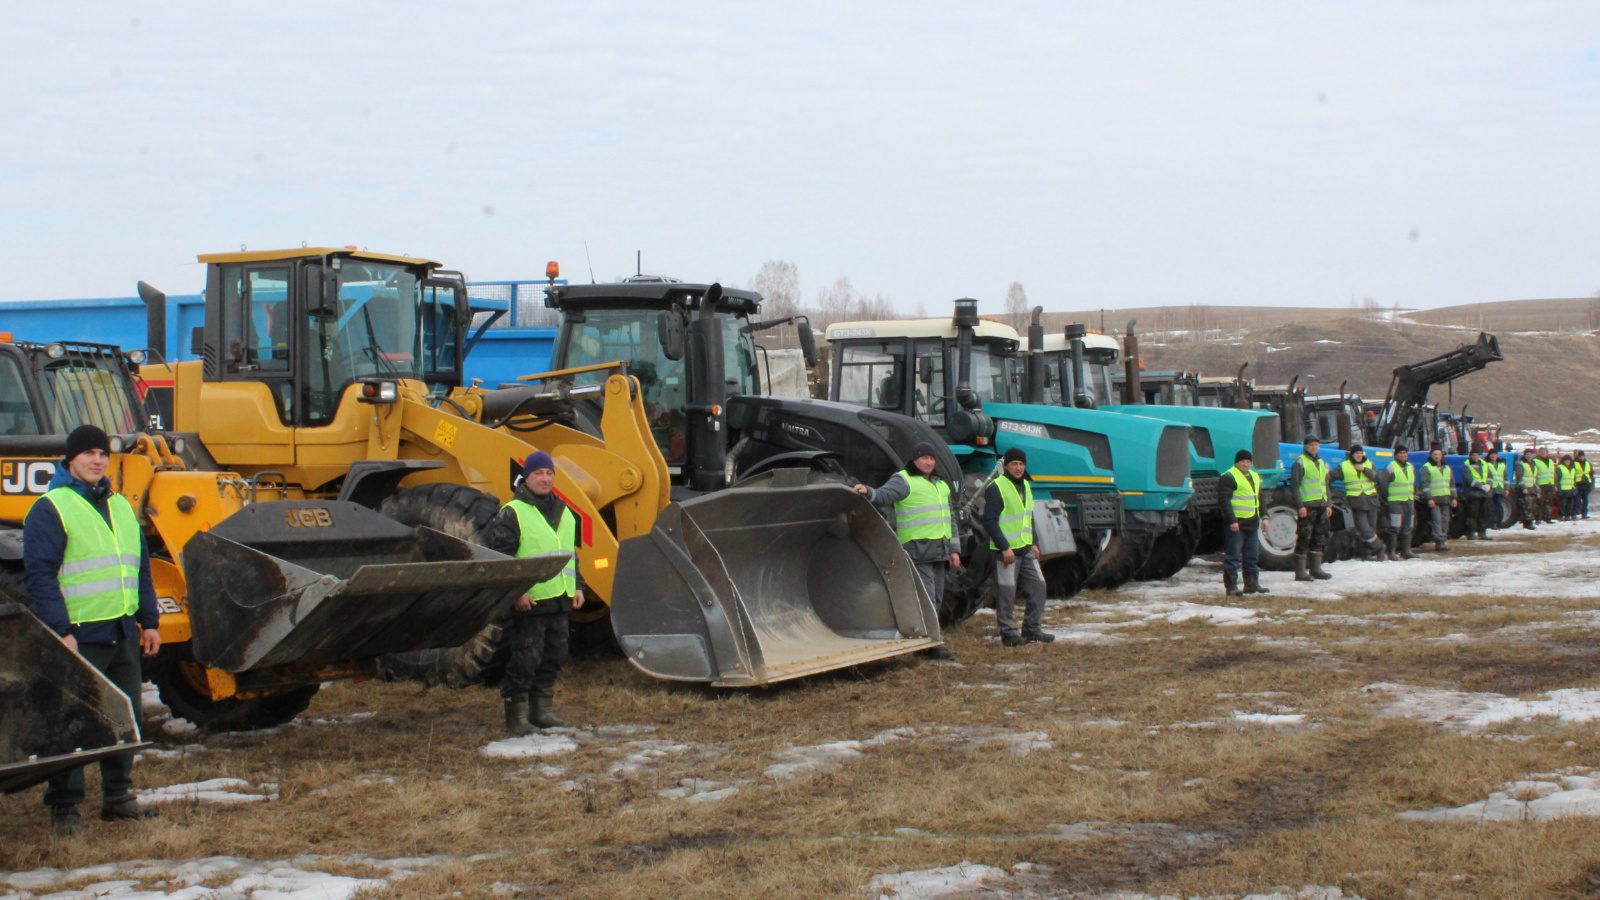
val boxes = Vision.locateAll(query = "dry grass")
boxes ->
[7,531,1600,897]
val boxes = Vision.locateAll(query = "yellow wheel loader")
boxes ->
[0,339,566,731]
[137,249,939,687]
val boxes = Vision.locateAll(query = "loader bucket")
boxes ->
[0,604,150,794]
[610,472,943,686]
[181,500,569,673]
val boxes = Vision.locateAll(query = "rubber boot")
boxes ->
[1309,552,1332,580]
[1435,540,1448,552]
[1399,537,1416,560]
[1224,571,1241,597]
[101,796,158,822]
[530,690,570,729]
[1243,570,1270,594]
[503,697,536,736]
[1382,533,1398,561]
[1022,629,1057,644]
[1294,554,1311,582]
[1479,530,1491,541]
[51,805,83,837]
[1367,539,1385,560]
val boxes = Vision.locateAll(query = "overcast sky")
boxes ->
[3,2,1598,314]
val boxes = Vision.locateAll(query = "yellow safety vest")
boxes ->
[893,475,953,543]
[1388,461,1415,503]
[1558,465,1576,491]
[1337,459,1377,498]
[506,498,577,601]
[42,487,142,625]
[1536,459,1556,486]
[1296,455,1330,504]
[1223,465,1261,520]
[990,477,1034,551]
[1517,459,1538,490]
[1424,462,1453,498]
[1487,460,1506,490]
[1464,460,1489,489]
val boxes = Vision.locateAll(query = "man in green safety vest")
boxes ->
[22,425,161,836]
[1418,446,1458,551]
[1514,450,1540,531]
[982,448,1053,647]
[857,441,962,658]
[1461,448,1493,541]
[1486,448,1509,530]
[1558,453,1578,521]
[1577,450,1593,519]
[1218,449,1270,597]
[1290,436,1334,582]
[1535,447,1557,524]
[1382,446,1418,560]
[485,451,586,735]
[1333,444,1384,560]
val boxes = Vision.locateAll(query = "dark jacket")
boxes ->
[861,469,961,563]
[1217,467,1261,528]
[981,473,1034,555]
[484,483,586,613]
[23,466,159,642]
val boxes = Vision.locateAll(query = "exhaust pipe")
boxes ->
[1066,323,1092,409]
[1335,379,1353,449]
[136,281,166,361]
[952,298,980,410]
[1023,306,1045,404]
[1235,362,1250,409]
[1281,375,1304,442]
[687,284,728,491]
[1122,319,1141,404]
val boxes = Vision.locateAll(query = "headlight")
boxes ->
[45,343,65,359]
[172,437,186,455]
[109,435,125,454]
[126,349,148,365]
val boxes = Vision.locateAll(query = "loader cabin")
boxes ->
[0,340,147,440]
[823,318,1019,428]
[1036,331,1123,407]
[195,249,469,427]
[543,278,763,468]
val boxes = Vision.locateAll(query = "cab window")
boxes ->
[836,343,905,412]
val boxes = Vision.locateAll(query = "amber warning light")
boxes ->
[546,261,560,280]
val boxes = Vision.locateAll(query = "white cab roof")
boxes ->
[1039,331,1121,353]
[824,318,1020,343]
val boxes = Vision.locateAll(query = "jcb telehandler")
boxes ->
[139,249,938,688]
[0,339,562,731]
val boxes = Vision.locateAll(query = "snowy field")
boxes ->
[5,519,1600,898]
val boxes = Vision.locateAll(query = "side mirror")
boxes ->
[917,355,934,385]
[658,309,686,361]
[189,326,205,357]
[304,264,337,317]
[795,316,818,368]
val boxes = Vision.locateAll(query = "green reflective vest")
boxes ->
[1424,462,1453,498]
[1337,459,1377,498]
[894,475,953,543]
[507,498,577,601]
[1536,458,1556,486]
[1223,465,1261,520]
[989,476,1034,551]
[1296,455,1330,504]
[1518,460,1539,490]
[1464,460,1489,489]
[1581,460,1593,482]
[1558,464,1576,490]
[43,487,142,625]
[1388,461,1415,502]
[1488,460,1507,490]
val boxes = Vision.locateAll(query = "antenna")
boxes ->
[636,250,641,276]
[583,241,596,284]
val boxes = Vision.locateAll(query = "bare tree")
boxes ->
[812,276,895,330]
[1004,282,1029,331]
[749,260,801,347]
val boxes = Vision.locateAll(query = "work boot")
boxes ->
[1022,629,1056,644]
[1224,571,1241,597]
[1294,554,1311,582]
[529,691,570,729]
[1000,632,1027,647]
[1478,530,1491,541]
[1399,539,1416,560]
[1243,571,1270,594]
[100,796,157,822]
[51,805,83,837]
[1435,540,1449,552]
[1308,552,1332,580]
[1523,522,1537,530]
[1367,539,1386,560]
[1382,533,1398,562]
[503,697,536,736]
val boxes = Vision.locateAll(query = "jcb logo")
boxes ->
[284,507,334,529]
[1,460,56,496]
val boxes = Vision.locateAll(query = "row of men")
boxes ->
[1218,437,1593,595]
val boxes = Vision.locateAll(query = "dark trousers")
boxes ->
[1513,487,1536,527]
[500,607,569,698]
[44,635,142,808]
[1581,487,1592,517]
[1294,508,1329,554]
[1464,496,1491,534]
[911,559,948,609]
[1222,525,1259,577]
[1540,485,1556,521]
[1427,500,1452,541]
[1386,500,1414,537]
[1491,493,1505,527]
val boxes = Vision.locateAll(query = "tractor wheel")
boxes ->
[1040,553,1090,601]
[1257,499,1299,572]
[1083,532,1153,590]
[1133,510,1203,581]
[377,483,519,687]
[941,532,993,627]
[150,663,319,732]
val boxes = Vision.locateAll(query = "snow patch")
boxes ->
[0,853,472,899]
[1231,712,1307,726]
[138,778,277,804]
[1367,682,1600,730]
[482,733,581,759]
[1400,768,1600,822]
[865,861,1011,898]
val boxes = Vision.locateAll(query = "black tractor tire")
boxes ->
[376,483,518,688]
[1495,496,1517,530]
[1041,553,1090,601]
[1133,511,1204,581]
[941,531,993,628]
[150,665,319,732]
[1083,532,1153,590]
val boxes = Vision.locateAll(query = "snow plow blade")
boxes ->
[0,603,150,794]
[610,475,942,686]
[181,500,569,673]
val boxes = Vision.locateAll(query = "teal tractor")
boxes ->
[1033,318,1284,562]
[825,300,1195,598]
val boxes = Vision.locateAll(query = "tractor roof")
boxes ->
[545,281,762,314]
[196,248,441,267]
[1038,331,1120,353]
[824,318,1019,344]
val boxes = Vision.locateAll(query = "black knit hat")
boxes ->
[1235,449,1253,463]
[908,441,940,464]
[1002,447,1027,465]
[64,424,111,463]
[1303,435,1320,445]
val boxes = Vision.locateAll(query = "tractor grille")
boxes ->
[1190,475,1220,510]
[1252,416,1280,469]
[1155,426,1190,488]
[1188,426,1215,460]
[1076,492,1122,529]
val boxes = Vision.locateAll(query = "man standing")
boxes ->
[1333,444,1384,560]
[1461,449,1493,541]
[1514,451,1539,531]
[1290,437,1333,582]
[1576,450,1593,519]
[1418,447,1458,551]
[23,425,161,836]
[1218,449,1269,597]
[1486,448,1508,530]
[856,441,962,658]
[1382,445,1417,560]
[981,449,1052,646]
[485,451,585,735]
[1536,447,1557,524]
[1557,453,1578,521]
